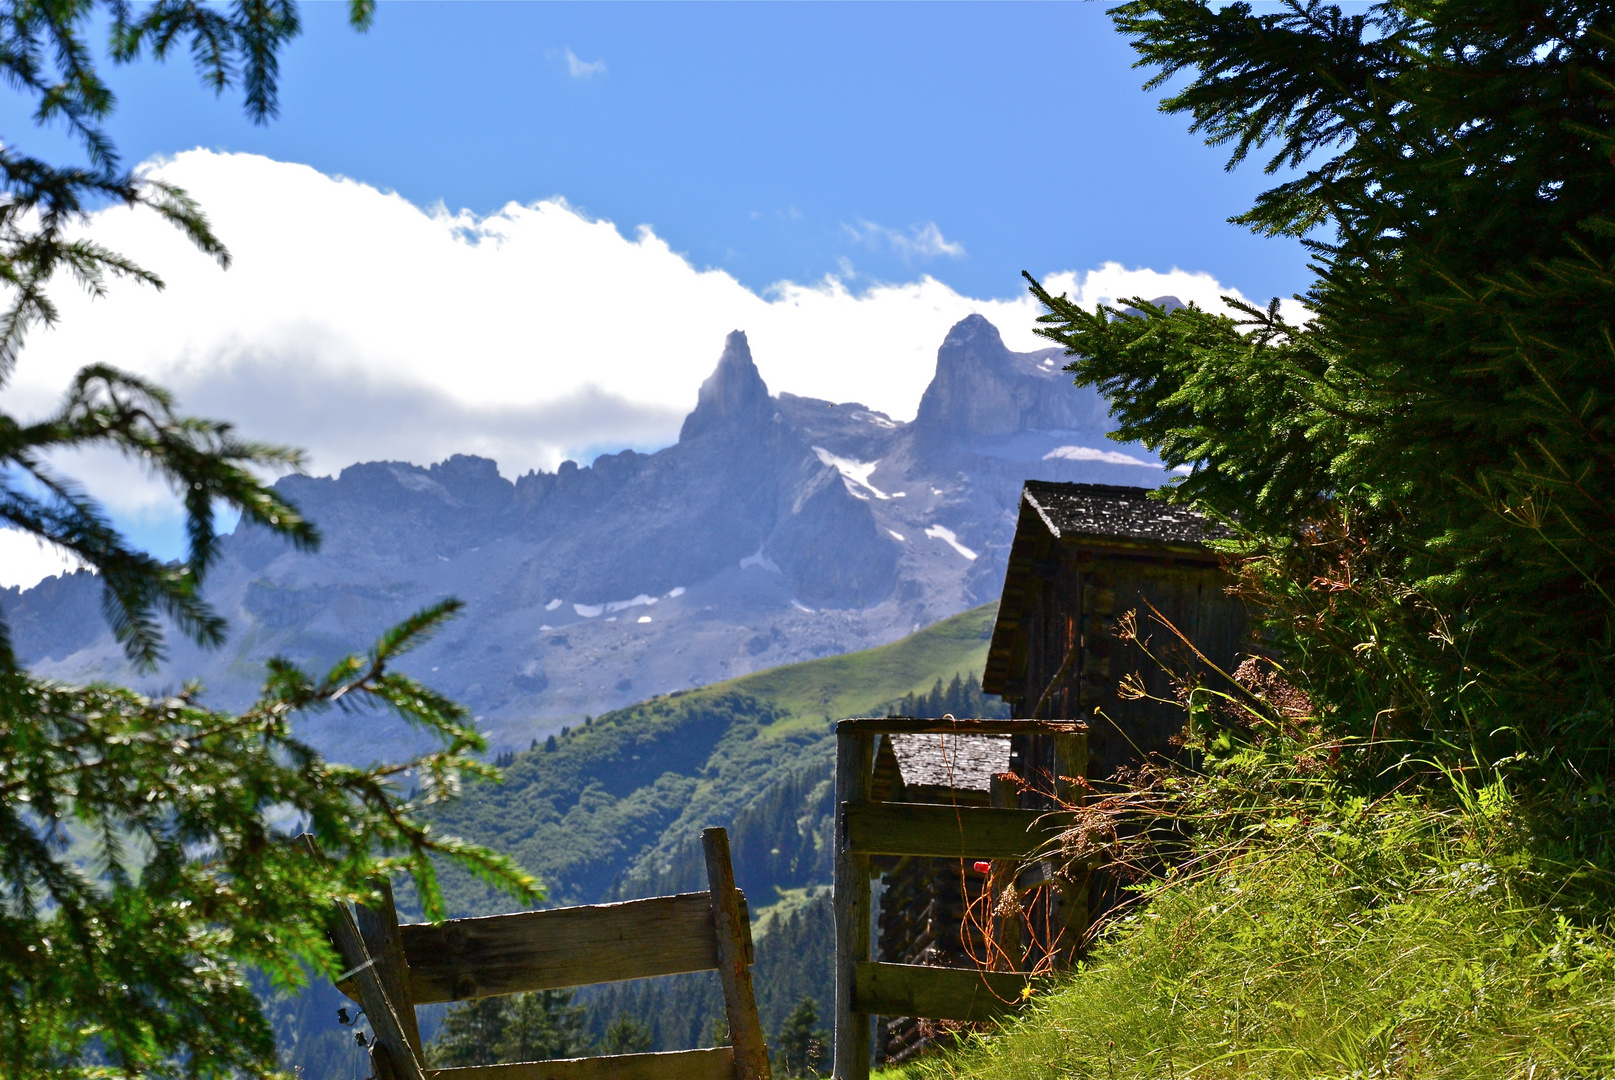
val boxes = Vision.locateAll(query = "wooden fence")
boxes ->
[313,828,771,1080]
[832,717,1087,1080]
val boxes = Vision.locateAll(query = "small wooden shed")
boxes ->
[983,480,1249,786]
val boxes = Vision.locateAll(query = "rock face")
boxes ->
[679,330,774,441]
[6,315,1178,761]
[914,314,1107,439]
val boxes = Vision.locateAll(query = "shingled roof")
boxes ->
[871,732,1012,802]
[1022,480,1228,547]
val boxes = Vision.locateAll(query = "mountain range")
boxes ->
[4,310,1178,759]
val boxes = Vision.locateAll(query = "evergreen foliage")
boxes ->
[0,0,374,668]
[0,600,538,1078]
[774,996,830,1079]
[425,690,813,913]
[905,2,1615,1076]
[1026,0,1615,830]
[427,990,589,1068]
[886,672,1010,720]
[600,1013,654,1055]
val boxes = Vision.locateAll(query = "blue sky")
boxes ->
[1,2,1313,584]
[7,2,1304,302]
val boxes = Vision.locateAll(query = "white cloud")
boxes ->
[0,528,84,588]
[2,150,1276,544]
[844,219,965,261]
[565,48,605,79]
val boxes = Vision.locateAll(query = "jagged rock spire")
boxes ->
[679,330,773,442]
[913,314,1024,437]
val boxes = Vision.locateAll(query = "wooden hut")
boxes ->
[984,480,1249,787]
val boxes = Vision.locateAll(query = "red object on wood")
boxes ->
[973,861,992,874]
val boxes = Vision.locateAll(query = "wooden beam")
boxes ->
[398,894,722,1003]
[1053,733,1087,806]
[833,730,876,1080]
[297,836,425,1080]
[835,718,1085,736]
[426,1047,734,1080]
[852,962,1042,1023]
[702,828,771,1080]
[356,877,424,1063]
[843,803,1069,860]
[988,774,1022,973]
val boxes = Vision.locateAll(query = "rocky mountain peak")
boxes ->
[679,330,773,442]
[939,312,1007,354]
[8,314,1170,761]
[913,313,1091,440]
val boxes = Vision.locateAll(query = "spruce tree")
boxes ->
[600,1012,654,1055]
[426,989,592,1067]
[774,996,829,1078]
[1028,2,1615,792]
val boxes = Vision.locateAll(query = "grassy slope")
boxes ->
[883,795,1615,1080]
[719,601,1000,737]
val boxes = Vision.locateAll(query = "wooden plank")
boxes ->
[356,877,424,1062]
[297,836,425,1080]
[703,827,771,1080]
[843,802,1069,860]
[1053,733,1087,807]
[832,730,876,1080]
[836,717,1086,736]
[399,894,720,1003]
[852,962,1042,1023]
[427,1047,734,1080]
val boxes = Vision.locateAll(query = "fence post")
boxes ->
[1052,732,1089,967]
[297,835,424,1080]
[355,878,424,1064]
[833,726,876,1080]
[988,772,1022,972]
[704,827,772,1080]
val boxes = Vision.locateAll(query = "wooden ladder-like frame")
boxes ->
[313,828,771,1080]
[831,717,1088,1080]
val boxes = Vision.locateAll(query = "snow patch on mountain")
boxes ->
[1044,445,1158,468]
[811,446,890,501]
[924,525,978,561]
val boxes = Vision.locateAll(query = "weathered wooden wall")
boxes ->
[1009,542,1248,786]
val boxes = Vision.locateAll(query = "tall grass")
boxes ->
[897,778,1615,1079]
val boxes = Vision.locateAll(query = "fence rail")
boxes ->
[393,892,747,1003]
[316,828,769,1080]
[427,1047,736,1080]
[843,803,1068,860]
